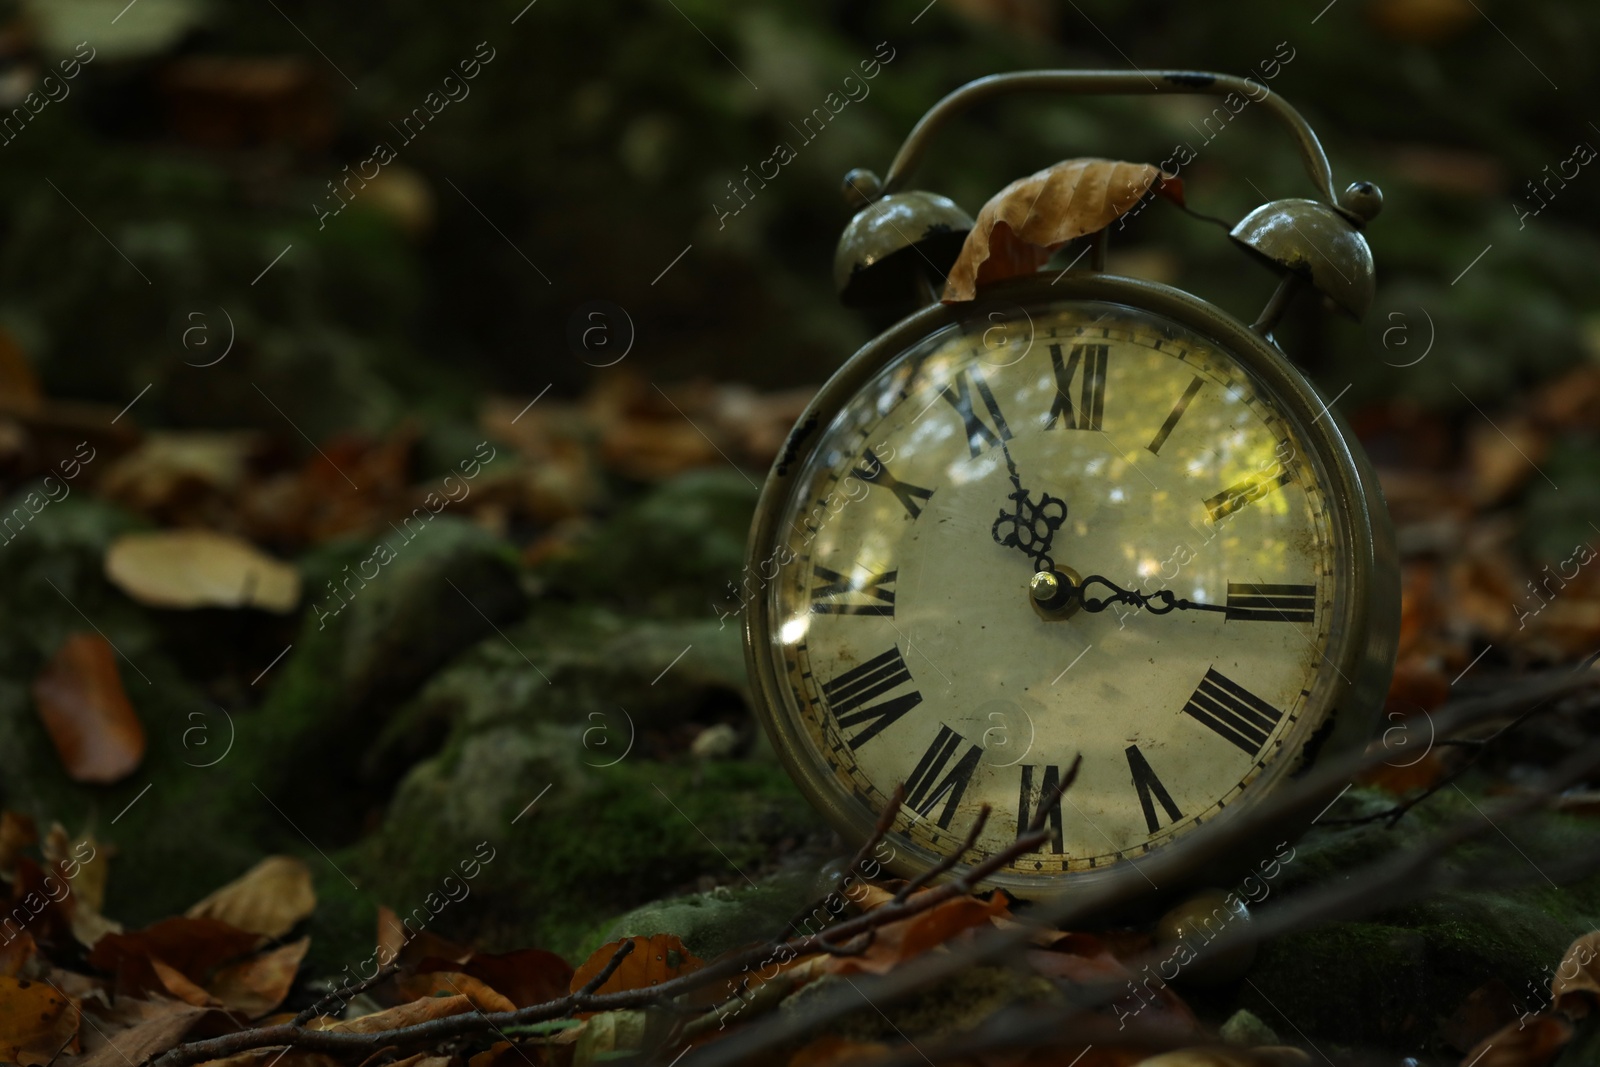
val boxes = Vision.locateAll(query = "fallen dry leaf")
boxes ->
[942,158,1182,301]
[391,1055,456,1067]
[787,1036,892,1066]
[0,811,37,880]
[87,917,264,999]
[73,1001,222,1067]
[423,948,573,1009]
[1133,1049,1309,1067]
[32,632,147,784]
[1552,930,1600,1016]
[150,955,220,1006]
[187,856,316,939]
[393,970,515,1014]
[0,975,79,1066]
[104,529,301,613]
[209,938,310,1019]
[570,935,702,996]
[1459,1013,1572,1067]
[321,992,477,1034]
[376,904,472,971]
[824,891,1009,977]
[0,931,36,978]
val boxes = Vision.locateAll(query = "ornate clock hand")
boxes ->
[990,444,1068,572]
[1074,574,1228,616]
[1028,571,1229,619]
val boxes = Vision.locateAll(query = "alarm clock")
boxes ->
[743,70,1399,902]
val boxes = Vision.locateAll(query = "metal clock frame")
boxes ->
[743,270,1400,904]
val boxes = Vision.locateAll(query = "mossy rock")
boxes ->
[1236,782,1600,1053]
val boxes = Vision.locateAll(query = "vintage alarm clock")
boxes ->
[742,70,1400,901]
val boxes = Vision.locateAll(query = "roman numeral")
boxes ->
[810,565,896,616]
[940,367,1012,458]
[1147,375,1204,455]
[904,724,983,829]
[1182,667,1284,754]
[1046,343,1108,431]
[1016,765,1066,853]
[853,450,934,519]
[1225,583,1316,623]
[1204,467,1291,523]
[1126,744,1182,834]
[821,646,922,750]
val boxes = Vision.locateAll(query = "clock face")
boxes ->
[754,297,1356,883]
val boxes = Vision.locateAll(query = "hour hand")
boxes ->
[991,447,1068,572]
[1075,575,1227,616]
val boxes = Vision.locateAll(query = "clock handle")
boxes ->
[880,70,1339,208]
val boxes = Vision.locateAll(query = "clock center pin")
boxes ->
[1029,566,1082,621]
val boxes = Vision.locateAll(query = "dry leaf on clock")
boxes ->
[187,856,316,939]
[32,633,147,784]
[1458,1013,1573,1067]
[943,158,1184,301]
[104,529,301,613]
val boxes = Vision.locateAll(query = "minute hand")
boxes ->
[1073,575,1229,616]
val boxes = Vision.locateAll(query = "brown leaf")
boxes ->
[1552,930,1600,1016]
[942,159,1182,302]
[87,917,264,998]
[1459,1014,1573,1067]
[208,938,310,1019]
[320,993,476,1034]
[391,1055,457,1067]
[392,970,515,1014]
[375,904,472,971]
[0,932,36,978]
[570,935,702,996]
[786,1035,893,1066]
[824,891,1010,977]
[0,975,79,1066]
[104,529,301,613]
[191,1051,343,1067]
[1441,980,1522,1053]
[32,633,147,784]
[430,949,573,1009]
[0,811,37,881]
[150,956,220,1006]
[187,857,316,939]
[1133,1049,1309,1067]
[73,1001,222,1067]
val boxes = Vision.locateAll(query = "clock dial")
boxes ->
[762,300,1349,879]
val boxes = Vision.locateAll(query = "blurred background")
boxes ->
[1,0,1598,1049]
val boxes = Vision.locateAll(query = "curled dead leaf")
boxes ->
[209,938,310,1019]
[105,529,301,613]
[570,935,702,996]
[0,811,37,880]
[420,948,573,1009]
[323,992,477,1034]
[0,975,79,1066]
[942,158,1183,302]
[1134,1048,1309,1067]
[87,917,264,999]
[32,632,147,784]
[824,891,1009,977]
[1459,1014,1573,1067]
[393,970,516,1014]
[0,931,36,978]
[1552,930,1600,1016]
[187,856,316,939]
[787,1035,893,1066]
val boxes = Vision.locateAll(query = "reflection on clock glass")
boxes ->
[766,300,1350,877]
